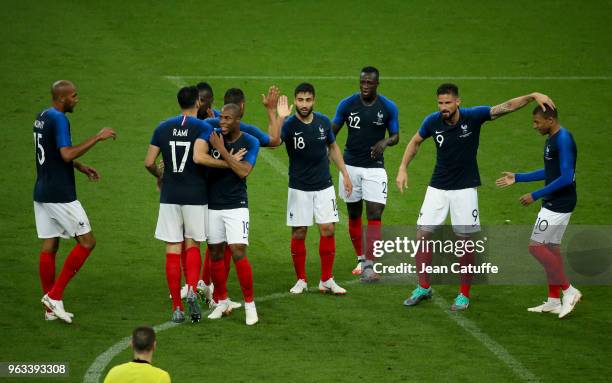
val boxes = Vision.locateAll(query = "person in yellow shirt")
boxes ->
[104,326,171,383]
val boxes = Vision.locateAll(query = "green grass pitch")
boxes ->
[1,1,611,382]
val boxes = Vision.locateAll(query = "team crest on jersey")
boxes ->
[545,145,552,160]
[374,110,385,126]
[318,125,326,140]
[459,124,472,138]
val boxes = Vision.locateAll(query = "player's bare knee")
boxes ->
[365,201,384,220]
[346,201,363,220]
[77,232,96,250]
[229,244,247,261]
[41,238,59,253]
[318,224,335,237]
[291,227,307,240]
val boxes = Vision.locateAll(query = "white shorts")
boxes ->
[287,186,339,227]
[530,207,571,244]
[339,165,388,204]
[208,208,249,245]
[416,186,480,234]
[34,201,92,239]
[155,204,208,243]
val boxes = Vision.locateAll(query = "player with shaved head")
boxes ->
[36,80,116,323]
[194,103,262,325]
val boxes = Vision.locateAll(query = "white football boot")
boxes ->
[197,280,214,307]
[289,279,308,294]
[245,301,258,326]
[352,259,364,275]
[527,298,561,314]
[559,286,582,319]
[41,294,72,324]
[208,299,232,319]
[319,278,347,295]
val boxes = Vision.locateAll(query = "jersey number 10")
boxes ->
[169,141,191,173]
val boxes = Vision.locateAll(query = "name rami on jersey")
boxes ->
[173,128,188,137]
[34,120,44,129]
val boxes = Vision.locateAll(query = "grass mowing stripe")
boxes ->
[83,280,360,383]
[432,292,540,382]
[166,75,612,81]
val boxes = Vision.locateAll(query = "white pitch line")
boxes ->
[83,280,360,383]
[165,75,612,81]
[431,293,539,382]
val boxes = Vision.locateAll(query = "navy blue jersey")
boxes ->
[281,112,335,191]
[207,131,260,210]
[332,93,399,168]
[205,117,270,147]
[150,115,212,205]
[33,108,77,203]
[418,106,491,190]
[517,128,577,213]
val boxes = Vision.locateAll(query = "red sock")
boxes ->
[319,236,335,281]
[210,257,228,302]
[550,246,571,290]
[365,220,382,261]
[348,217,363,257]
[528,244,570,292]
[48,244,92,300]
[224,245,233,281]
[201,247,211,285]
[165,253,183,310]
[291,238,307,281]
[39,251,56,294]
[459,251,475,298]
[180,243,188,280]
[415,249,432,289]
[234,257,254,303]
[548,285,561,299]
[185,246,201,291]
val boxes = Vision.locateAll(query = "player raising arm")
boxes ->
[269,83,352,295]
[395,83,554,311]
[37,80,116,323]
[496,105,581,319]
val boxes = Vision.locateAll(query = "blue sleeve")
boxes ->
[326,119,336,144]
[54,114,72,148]
[204,117,220,129]
[244,135,260,167]
[417,114,435,139]
[515,169,545,182]
[470,106,492,125]
[381,98,399,134]
[531,133,576,200]
[213,109,221,117]
[198,121,213,141]
[240,122,270,147]
[332,97,350,126]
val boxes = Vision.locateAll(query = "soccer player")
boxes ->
[195,103,261,325]
[103,326,171,383]
[36,80,116,323]
[197,86,281,304]
[272,83,352,294]
[196,82,220,119]
[396,83,555,311]
[145,86,220,323]
[332,66,399,282]
[496,106,581,318]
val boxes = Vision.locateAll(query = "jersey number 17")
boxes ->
[169,141,191,173]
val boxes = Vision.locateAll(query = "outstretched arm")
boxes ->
[60,127,116,162]
[73,161,100,181]
[496,169,546,188]
[267,93,293,148]
[262,85,283,147]
[396,132,425,192]
[490,92,555,120]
